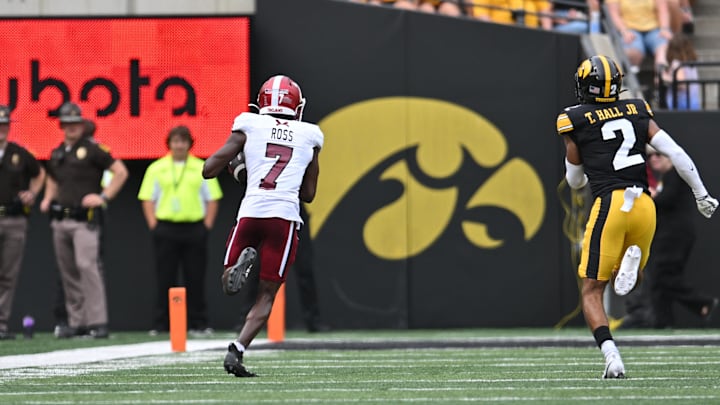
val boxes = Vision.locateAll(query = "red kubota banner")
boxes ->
[0,18,250,159]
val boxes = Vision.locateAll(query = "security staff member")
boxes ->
[52,118,111,334]
[138,125,222,334]
[0,105,45,340]
[40,102,128,338]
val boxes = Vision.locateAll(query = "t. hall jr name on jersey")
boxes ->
[584,102,640,124]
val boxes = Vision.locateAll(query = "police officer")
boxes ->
[0,105,45,340]
[51,118,110,334]
[40,102,128,338]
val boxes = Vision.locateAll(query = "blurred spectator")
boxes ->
[606,0,673,73]
[468,0,553,30]
[393,0,420,9]
[661,33,701,110]
[645,147,718,328]
[418,0,464,16]
[0,105,45,340]
[138,125,223,336]
[552,0,600,34]
[351,0,420,9]
[668,0,694,34]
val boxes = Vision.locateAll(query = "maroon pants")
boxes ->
[224,217,298,283]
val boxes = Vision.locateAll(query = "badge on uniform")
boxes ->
[171,197,181,213]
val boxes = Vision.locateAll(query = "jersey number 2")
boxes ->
[260,143,293,190]
[601,118,644,171]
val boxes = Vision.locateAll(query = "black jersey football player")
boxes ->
[557,55,717,378]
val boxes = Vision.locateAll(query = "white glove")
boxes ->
[696,194,718,218]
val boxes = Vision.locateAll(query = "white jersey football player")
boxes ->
[202,75,323,378]
[232,106,323,223]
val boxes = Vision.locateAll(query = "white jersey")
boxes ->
[231,112,324,223]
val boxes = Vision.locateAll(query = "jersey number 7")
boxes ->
[260,143,294,190]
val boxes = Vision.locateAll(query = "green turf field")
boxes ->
[2,329,720,404]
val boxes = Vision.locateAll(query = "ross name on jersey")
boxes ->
[271,127,294,142]
[584,103,639,124]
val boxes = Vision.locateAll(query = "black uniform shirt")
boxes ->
[47,137,114,207]
[0,142,41,205]
[557,98,653,199]
[654,169,696,235]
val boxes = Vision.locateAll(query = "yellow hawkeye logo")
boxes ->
[311,97,545,260]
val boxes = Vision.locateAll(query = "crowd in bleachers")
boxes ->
[349,0,710,110]
[350,1,601,32]
[349,1,693,36]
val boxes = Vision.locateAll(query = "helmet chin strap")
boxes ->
[295,98,306,121]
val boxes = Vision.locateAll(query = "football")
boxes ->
[227,152,246,182]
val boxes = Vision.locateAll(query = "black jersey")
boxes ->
[557,99,654,199]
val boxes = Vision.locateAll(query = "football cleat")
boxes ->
[222,247,257,296]
[87,324,109,339]
[602,352,626,379]
[224,343,256,377]
[702,297,719,322]
[614,245,641,296]
[54,324,79,339]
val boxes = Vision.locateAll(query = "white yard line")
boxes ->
[2,333,718,371]
[0,339,268,370]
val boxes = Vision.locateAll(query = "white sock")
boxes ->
[600,340,619,358]
[233,341,246,353]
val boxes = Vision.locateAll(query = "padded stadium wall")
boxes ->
[10,0,720,331]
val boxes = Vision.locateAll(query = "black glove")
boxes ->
[227,153,246,183]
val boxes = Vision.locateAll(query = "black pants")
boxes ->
[293,216,322,327]
[649,230,713,328]
[152,221,209,330]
